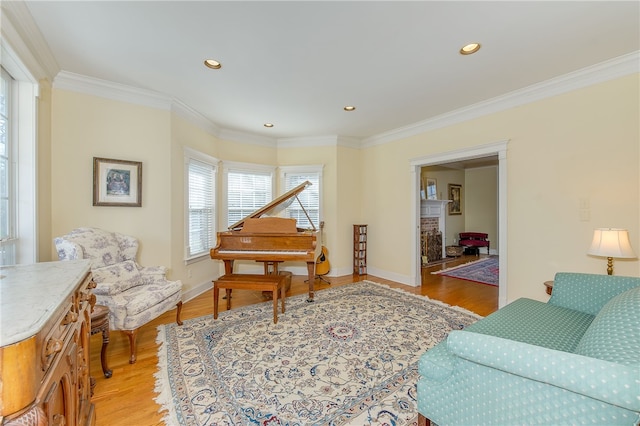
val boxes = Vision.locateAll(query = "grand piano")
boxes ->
[210,181,318,301]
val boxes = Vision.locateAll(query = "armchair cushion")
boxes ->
[91,260,143,295]
[575,286,640,366]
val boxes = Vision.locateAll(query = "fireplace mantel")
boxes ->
[421,199,451,218]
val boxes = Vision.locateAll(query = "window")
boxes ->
[224,162,275,227]
[185,148,217,260]
[2,21,42,265]
[0,67,15,265]
[280,165,322,230]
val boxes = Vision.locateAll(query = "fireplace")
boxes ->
[420,200,450,264]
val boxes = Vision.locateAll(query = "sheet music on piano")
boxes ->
[211,181,319,301]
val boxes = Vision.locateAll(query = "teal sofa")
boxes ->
[417,272,640,425]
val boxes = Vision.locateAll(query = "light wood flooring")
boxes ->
[90,254,497,425]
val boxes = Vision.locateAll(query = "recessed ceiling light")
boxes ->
[204,59,222,69]
[344,106,356,111]
[264,123,274,128]
[459,43,481,55]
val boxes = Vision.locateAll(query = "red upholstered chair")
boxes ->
[458,232,490,255]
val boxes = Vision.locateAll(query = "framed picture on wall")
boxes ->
[426,178,437,200]
[448,183,462,215]
[93,157,142,207]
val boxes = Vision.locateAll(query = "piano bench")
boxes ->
[213,274,287,324]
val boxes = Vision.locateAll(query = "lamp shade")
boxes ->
[587,228,636,258]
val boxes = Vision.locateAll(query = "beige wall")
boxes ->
[44,74,639,305]
[169,115,222,296]
[37,79,53,261]
[50,90,173,270]
[360,74,639,302]
[335,145,363,276]
[276,144,363,276]
[170,116,281,296]
[465,166,498,251]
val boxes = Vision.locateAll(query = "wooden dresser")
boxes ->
[0,260,96,426]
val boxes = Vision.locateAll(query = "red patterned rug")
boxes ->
[431,257,499,286]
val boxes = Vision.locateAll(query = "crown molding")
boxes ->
[362,51,640,148]
[277,135,338,148]
[336,135,362,149]
[277,135,361,149]
[53,71,173,111]
[1,1,59,81]
[409,140,509,168]
[172,99,221,137]
[217,128,277,147]
[46,49,638,150]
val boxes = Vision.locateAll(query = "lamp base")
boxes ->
[606,257,613,275]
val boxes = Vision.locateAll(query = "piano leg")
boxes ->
[224,260,234,274]
[223,260,234,300]
[306,261,315,302]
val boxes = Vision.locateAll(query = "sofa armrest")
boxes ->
[550,273,640,315]
[447,330,640,411]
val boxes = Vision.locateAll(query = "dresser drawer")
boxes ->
[40,298,77,373]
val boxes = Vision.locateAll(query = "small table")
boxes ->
[544,280,554,295]
[91,305,113,378]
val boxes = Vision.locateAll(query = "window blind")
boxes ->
[187,158,216,258]
[284,172,319,229]
[227,170,272,227]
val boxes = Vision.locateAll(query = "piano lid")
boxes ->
[228,180,316,232]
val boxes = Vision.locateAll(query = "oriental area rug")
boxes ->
[154,281,481,426]
[432,256,499,286]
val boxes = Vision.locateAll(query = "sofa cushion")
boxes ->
[575,286,640,366]
[91,260,142,295]
[465,298,595,353]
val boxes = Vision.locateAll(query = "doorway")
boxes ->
[410,141,508,308]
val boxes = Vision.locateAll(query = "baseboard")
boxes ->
[182,279,213,303]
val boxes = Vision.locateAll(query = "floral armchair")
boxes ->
[55,227,183,363]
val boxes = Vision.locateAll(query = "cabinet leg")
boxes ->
[100,327,112,378]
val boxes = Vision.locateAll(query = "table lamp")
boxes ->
[587,228,636,275]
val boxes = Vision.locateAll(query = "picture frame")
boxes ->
[93,157,142,207]
[448,183,462,215]
[426,178,437,200]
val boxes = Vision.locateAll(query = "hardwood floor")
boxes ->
[90,254,497,425]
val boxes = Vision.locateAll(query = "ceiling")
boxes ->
[18,1,640,143]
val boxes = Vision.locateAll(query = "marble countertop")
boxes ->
[0,259,91,347]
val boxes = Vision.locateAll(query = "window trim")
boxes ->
[183,147,218,264]
[0,43,38,265]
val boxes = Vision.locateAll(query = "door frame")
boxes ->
[410,140,508,308]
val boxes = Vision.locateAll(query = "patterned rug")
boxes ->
[154,281,480,425]
[431,257,499,286]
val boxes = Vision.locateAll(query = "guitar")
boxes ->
[315,221,331,276]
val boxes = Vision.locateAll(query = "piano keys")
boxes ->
[210,181,318,301]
